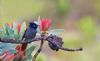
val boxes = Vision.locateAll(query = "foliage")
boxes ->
[0,22,26,40]
[0,17,82,61]
[26,46,36,61]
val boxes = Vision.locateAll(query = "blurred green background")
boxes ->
[0,0,100,61]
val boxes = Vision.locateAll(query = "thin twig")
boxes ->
[32,33,45,61]
[48,38,83,52]
[59,47,83,51]
[32,39,44,61]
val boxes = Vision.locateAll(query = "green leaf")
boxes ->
[34,16,41,34]
[7,26,15,39]
[0,29,3,33]
[0,29,4,38]
[13,22,18,35]
[49,29,64,36]
[26,46,36,60]
[0,43,16,54]
[3,24,9,35]
[12,22,21,39]
[19,22,26,40]
[2,24,17,39]
[2,24,11,39]
[0,33,8,39]
[37,16,41,25]
[15,35,20,40]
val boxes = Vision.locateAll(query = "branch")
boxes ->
[32,34,45,61]
[47,35,83,51]
[0,37,46,44]
[59,47,83,51]
[0,35,83,52]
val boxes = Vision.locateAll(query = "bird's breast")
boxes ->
[24,28,37,39]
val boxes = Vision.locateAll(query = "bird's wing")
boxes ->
[21,28,27,40]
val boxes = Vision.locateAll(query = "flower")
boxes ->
[17,23,21,33]
[40,18,52,31]
[6,22,13,28]
[6,21,23,34]
[0,51,16,61]
[12,21,22,34]
[6,21,26,34]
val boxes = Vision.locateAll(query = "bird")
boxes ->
[16,22,38,61]
[21,21,38,51]
[22,22,38,41]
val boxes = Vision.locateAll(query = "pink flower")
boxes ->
[0,51,16,61]
[6,21,22,34]
[40,18,52,31]
[17,23,21,34]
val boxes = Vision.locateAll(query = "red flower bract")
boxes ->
[40,18,52,31]
[6,21,22,34]
[1,51,16,61]
[17,23,21,33]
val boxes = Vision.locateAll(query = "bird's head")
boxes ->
[29,22,38,29]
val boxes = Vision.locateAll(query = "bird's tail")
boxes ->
[18,43,28,61]
[21,43,28,51]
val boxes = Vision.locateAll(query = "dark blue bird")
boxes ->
[22,22,38,41]
[21,22,38,51]
[16,22,38,61]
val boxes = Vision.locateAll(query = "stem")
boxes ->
[59,47,83,51]
[32,40,44,61]
[32,33,45,61]
[48,38,83,52]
